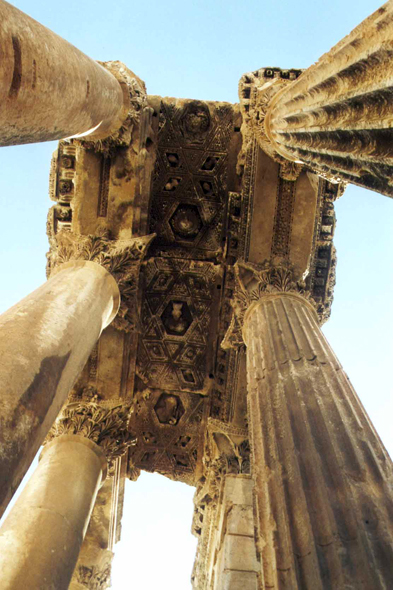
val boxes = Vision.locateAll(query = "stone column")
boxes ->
[0,260,119,517]
[0,0,143,146]
[192,419,260,590]
[213,475,259,590]
[69,454,136,590]
[0,231,153,517]
[240,2,393,196]
[0,402,135,590]
[236,264,393,589]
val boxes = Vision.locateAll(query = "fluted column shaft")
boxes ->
[264,1,393,197]
[243,292,393,589]
[0,260,119,517]
[0,0,128,146]
[0,435,107,590]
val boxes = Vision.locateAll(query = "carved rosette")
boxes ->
[47,229,155,332]
[222,261,325,350]
[239,68,303,181]
[46,402,136,467]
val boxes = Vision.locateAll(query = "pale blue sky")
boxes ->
[1,1,392,588]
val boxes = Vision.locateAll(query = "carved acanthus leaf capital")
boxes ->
[239,68,303,180]
[79,61,147,155]
[47,230,155,332]
[46,402,136,467]
[222,261,322,349]
[76,563,112,590]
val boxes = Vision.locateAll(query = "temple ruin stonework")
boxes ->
[0,0,393,588]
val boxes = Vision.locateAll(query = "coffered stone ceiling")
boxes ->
[48,74,341,486]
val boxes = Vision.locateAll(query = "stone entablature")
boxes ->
[45,93,339,486]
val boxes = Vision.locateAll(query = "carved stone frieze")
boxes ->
[49,140,78,204]
[308,178,342,321]
[271,170,297,258]
[46,205,73,243]
[69,385,103,404]
[137,257,220,393]
[46,229,154,332]
[239,67,303,180]
[46,401,136,466]
[197,419,250,504]
[128,383,208,485]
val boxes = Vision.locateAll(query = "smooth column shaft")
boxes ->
[244,294,393,589]
[0,0,127,146]
[0,435,106,590]
[266,2,393,197]
[0,261,119,517]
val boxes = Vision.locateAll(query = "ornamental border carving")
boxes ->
[191,418,250,590]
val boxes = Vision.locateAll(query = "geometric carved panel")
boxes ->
[148,98,234,261]
[137,258,220,394]
[129,383,207,485]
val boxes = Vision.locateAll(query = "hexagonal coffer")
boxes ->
[154,393,184,425]
[169,204,203,241]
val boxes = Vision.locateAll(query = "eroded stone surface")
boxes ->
[4,3,393,586]
[0,1,137,145]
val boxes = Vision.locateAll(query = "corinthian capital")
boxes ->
[75,563,111,590]
[78,61,147,155]
[47,402,136,466]
[222,261,321,349]
[239,67,303,181]
[47,229,155,331]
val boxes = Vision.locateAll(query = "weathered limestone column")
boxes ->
[240,2,393,196]
[69,453,137,590]
[0,231,153,517]
[235,263,393,589]
[192,420,260,590]
[0,402,135,590]
[212,475,260,590]
[0,260,119,517]
[0,0,144,146]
